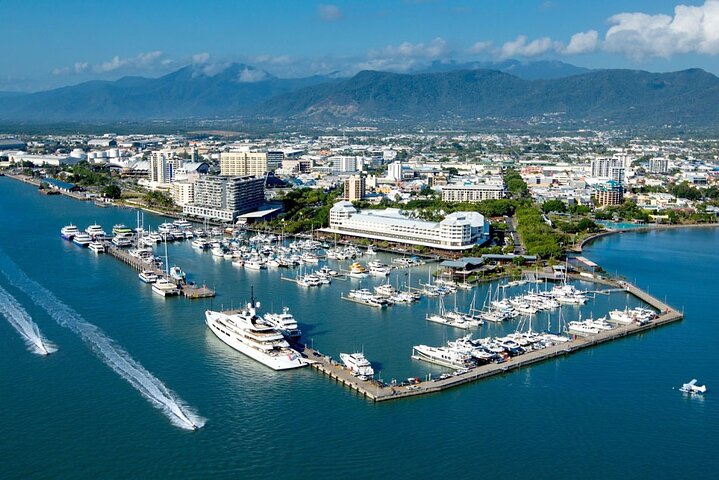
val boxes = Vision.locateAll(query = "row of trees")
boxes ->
[514,206,566,258]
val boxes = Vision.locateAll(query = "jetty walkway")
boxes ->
[107,245,215,298]
[293,276,682,402]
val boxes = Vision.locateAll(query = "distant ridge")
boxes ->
[0,62,717,128]
[259,68,719,127]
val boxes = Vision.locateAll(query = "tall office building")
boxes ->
[183,176,265,222]
[220,151,274,177]
[343,175,365,201]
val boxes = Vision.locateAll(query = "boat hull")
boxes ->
[206,316,307,370]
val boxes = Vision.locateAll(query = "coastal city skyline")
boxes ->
[3,0,719,91]
[1,1,716,479]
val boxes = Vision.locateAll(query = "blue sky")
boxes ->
[2,0,719,90]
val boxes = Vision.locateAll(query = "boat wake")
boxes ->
[0,252,205,431]
[0,284,57,355]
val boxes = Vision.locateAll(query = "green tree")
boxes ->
[541,199,567,213]
[102,184,122,199]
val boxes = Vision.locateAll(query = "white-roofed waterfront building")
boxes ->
[323,201,489,251]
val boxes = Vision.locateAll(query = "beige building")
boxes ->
[220,151,273,177]
[441,184,505,202]
[171,180,195,207]
[344,175,366,201]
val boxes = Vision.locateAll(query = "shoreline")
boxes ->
[574,222,719,252]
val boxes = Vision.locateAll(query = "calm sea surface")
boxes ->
[1,177,716,479]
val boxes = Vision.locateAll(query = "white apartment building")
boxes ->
[149,152,181,184]
[441,183,506,202]
[183,176,264,222]
[330,156,360,174]
[649,158,670,174]
[323,201,489,251]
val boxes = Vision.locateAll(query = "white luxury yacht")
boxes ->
[263,306,302,339]
[205,297,307,371]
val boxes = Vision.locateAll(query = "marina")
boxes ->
[287,277,683,402]
[0,153,716,480]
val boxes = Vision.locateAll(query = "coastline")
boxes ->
[574,222,719,252]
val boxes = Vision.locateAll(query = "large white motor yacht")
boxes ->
[205,300,307,370]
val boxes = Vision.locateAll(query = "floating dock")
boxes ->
[295,277,683,402]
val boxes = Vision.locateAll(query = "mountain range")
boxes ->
[0,61,718,128]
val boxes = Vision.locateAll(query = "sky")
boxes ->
[2,0,719,91]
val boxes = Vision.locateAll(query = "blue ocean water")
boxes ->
[1,177,716,479]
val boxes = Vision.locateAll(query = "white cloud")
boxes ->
[93,50,165,73]
[357,38,451,72]
[254,54,294,65]
[237,67,268,83]
[467,41,493,55]
[563,30,599,55]
[603,0,719,59]
[318,4,342,22]
[192,52,210,64]
[499,35,562,58]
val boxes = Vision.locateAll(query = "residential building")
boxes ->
[149,152,181,184]
[171,180,195,207]
[590,157,622,178]
[649,158,669,174]
[183,176,264,222]
[593,180,623,206]
[220,151,273,176]
[330,156,359,174]
[323,201,489,251]
[344,175,365,201]
[387,161,404,181]
[441,183,506,202]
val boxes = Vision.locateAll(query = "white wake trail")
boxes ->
[0,252,205,430]
[0,284,57,355]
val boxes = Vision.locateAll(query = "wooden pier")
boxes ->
[106,246,215,299]
[295,277,683,403]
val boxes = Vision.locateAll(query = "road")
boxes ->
[504,215,526,255]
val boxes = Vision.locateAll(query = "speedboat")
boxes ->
[169,266,186,282]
